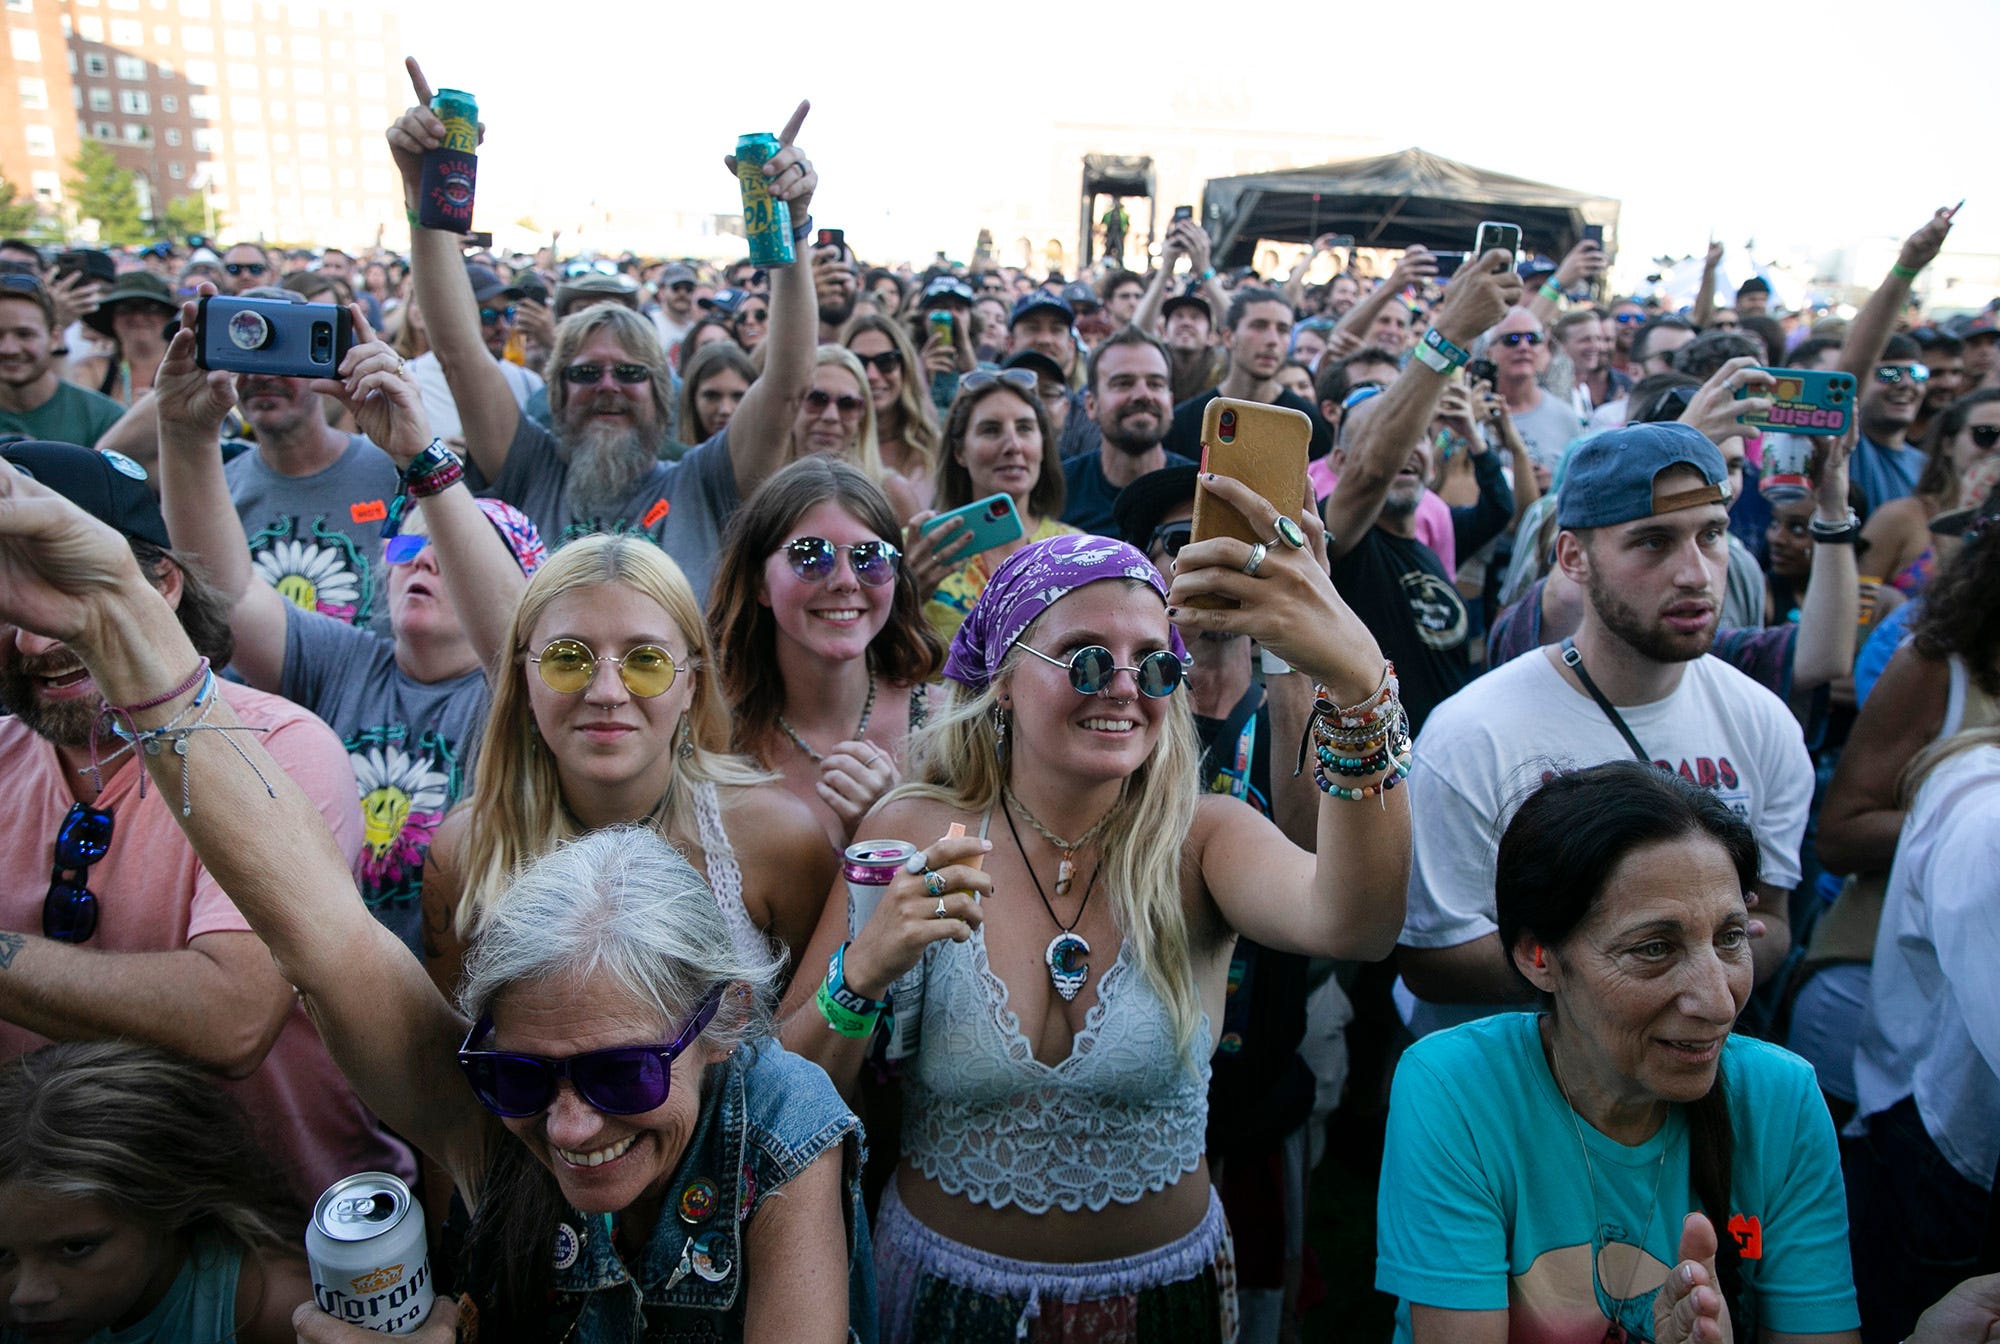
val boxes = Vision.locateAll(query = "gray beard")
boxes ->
[1379,483,1422,520]
[558,420,657,520]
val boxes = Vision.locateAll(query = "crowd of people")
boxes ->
[1,62,1998,1344]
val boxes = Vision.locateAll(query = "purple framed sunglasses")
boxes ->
[456,984,724,1117]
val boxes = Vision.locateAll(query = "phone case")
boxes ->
[195,296,354,378]
[1188,398,1311,609]
[920,492,1023,560]
[1734,368,1855,437]
[1474,221,1522,263]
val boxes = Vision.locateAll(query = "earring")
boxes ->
[676,719,695,760]
[992,705,1009,756]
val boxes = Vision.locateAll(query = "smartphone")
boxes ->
[919,492,1023,560]
[1582,224,1605,248]
[816,227,846,250]
[195,296,354,378]
[463,231,494,250]
[1467,357,1498,387]
[1430,250,1467,280]
[1734,367,1856,436]
[1172,205,1194,223]
[1474,221,1523,269]
[1189,398,1312,610]
[55,248,116,286]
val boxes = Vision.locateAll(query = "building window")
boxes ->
[297,132,326,158]
[9,29,40,61]
[181,25,210,51]
[109,18,141,42]
[122,123,149,143]
[5,0,35,13]
[168,161,185,179]
[183,59,214,85]
[82,53,108,76]
[24,125,54,157]
[219,0,247,16]
[114,56,146,81]
[18,77,47,109]
[154,24,172,44]
[293,101,323,127]
[191,127,217,151]
[178,0,208,13]
[292,34,319,60]
[225,62,257,89]
[31,170,61,201]
[222,27,251,55]
[76,16,103,40]
[118,89,147,113]
[164,126,180,145]
[88,88,111,111]
[292,67,322,95]
[160,94,177,112]
[93,121,114,139]
[266,66,283,87]
[186,92,216,119]
[227,95,258,122]
[156,57,174,78]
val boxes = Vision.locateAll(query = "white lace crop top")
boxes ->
[901,924,1211,1214]
[689,776,773,968]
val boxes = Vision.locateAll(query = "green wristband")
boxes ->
[1891,262,1921,281]
[1539,281,1564,303]
[815,978,880,1038]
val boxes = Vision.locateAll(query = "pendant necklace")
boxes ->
[1003,787,1112,897]
[1002,802,1101,1001]
[777,668,876,765]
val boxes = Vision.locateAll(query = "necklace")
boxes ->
[1003,803,1101,1001]
[1548,1025,1673,1344]
[1003,787,1113,897]
[777,668,876,766]
[560,779,675,835]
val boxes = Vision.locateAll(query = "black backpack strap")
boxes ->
[1559,638,1650,764]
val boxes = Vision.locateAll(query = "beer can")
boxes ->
[841,840,924,1061]
[417,88,478,234]
[735,132,795,269]
[307,1172,434,1334]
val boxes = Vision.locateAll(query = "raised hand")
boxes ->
[0,461,144,648]
[386,58,482,199]
[722,102,817,227]
[842,830,994,999]
[153,287,240,436]
[1676,355,1774,446]
[1899,203,1959,275]
[1433,249,1523,348]
[307,304,433,467]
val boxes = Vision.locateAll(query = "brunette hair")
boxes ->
[707,458,943,754]
[676,340,757,445]
[1912,476,2000,699]
[936,379,1065,521]
[1911,388,2000,504]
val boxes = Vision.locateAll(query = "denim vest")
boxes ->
[467,1041,872,1343]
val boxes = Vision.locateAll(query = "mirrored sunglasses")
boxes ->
[1500,331,1544,347]
[1874,363,1931,385]
[222,261,267,276]
[45,802,113,943]
[783,536,900,587]
[479,304,517,325]
[456,985,722,1117]
[531,638,684,697]
[562,362,653,386]
[1019,643,1184,699]
[385,534,429,565]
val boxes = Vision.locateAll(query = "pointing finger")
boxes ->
[777,99,810,146]
[404,56,434,106]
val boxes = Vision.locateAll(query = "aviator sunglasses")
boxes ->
[531,638,688,698]
[1019,644,1185,699]
[457,984,723,1117]
[782,536,901,587]
[45,802,114,943]
[562,362,653,387]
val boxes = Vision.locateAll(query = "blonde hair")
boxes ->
[840,312,940,483]
[1898,725,2000,807]
[792,344,884,484]
[454,536,771,939]
[886,594,1205,1055]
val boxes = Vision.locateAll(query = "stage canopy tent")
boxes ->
[1201,147,1620,268]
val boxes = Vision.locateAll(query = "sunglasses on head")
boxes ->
[45,802,114,943]
[562,362,653,387]
[531,638,686,697]
[1019,643,1184,699]
[223,261,267,277]
[782,536,900,587]
[1499,331,1544,347]
[1341,382,1386,410]
[961,368,1040,395]
[1874,363,1931,385]
[457,984,723,1117]
[852,349,903,374]
[1147,521,1192,558]
[1967,424,2000,450]
[0,273,47,296]
[479,304,517,325]
[804,389,867,417]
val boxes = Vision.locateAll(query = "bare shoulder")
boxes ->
[427,806,472,872]
[862,791,967,841]
[721,779,823,839]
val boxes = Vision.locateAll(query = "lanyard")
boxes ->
[1559,638,1650,764]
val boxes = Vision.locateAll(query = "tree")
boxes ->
[163,194,219,241]
[67,143,146,245]
[0,176,37,237]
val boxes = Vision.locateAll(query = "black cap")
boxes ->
[1161,291,1212,323]
[2,440,172,548]
[1112,465,1200,550]
[1000,349,1066,385]
[465,263,524,305]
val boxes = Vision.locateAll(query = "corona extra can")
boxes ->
[417,88,478,233]
[841,840,924,1061]
[307,1172,433,1334]
[735,132,794,269]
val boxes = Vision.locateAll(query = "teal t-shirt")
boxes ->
[0,378,127,447]
[0,1237,242,1343]
[1377,1013,1857,1343]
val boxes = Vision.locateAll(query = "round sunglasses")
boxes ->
[531,638,686,698]
[1019,643,1184,699]
[456,985,722,1117]
[782,536,900,587]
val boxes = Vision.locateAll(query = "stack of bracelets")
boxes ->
[380,438,466,539]
[815,942,887,1038]
[1299,663,1412,804]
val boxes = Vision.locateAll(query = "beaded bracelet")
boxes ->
[1291,663,1399,777]
[1314,749,1412,803]
[815,978,881,1038]
[88,667,275,814]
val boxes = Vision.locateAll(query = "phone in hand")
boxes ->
[1172,205,1194,224]
[1467,358,1498,387]
[1430,251,1467,280]
[1733,367,1856,437]
[462,231,495,250]
[816,227,846,250]
[1474,221,1523,270]
[1189,398,1312,610]
[1581,224,1605,248]
[195,296,354,378]
[919,492,1023,561]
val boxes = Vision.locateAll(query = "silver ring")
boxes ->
[1243,542,1268,577]
[1271,516,1307,550]
[923,870,947,898]
[933,896,950,919]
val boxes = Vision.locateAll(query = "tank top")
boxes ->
[43,1238,243,1344]
[903,915,1211,1215]
[689,777,770,967]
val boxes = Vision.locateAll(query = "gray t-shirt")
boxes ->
[225,434,401,629]
[465,415,739,604]
[282,605,490,954]
[1508,389,1587,475]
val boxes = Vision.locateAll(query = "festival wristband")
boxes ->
[826,942,886,1016]
[815,979,880,1038]
[1890,262,1921,281]
[1539,281,1564,303]
[792,212,815,245]
[1412,327,1469,375]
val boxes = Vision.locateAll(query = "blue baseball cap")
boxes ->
[1010,291,1073,328]
[1556,422,1732,530]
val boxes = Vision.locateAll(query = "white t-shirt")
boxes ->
[1397,646,1813,1036]
[1852,744,2000,1191]
[406,350,543,444]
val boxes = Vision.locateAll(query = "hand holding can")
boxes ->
[724,102,815,269]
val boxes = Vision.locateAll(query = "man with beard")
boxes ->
[812,230,859,342]
[0,439,414,1204]
[1396,422,1817,1039]
[1060,327,1194,536]
[219,287,401,630]
[393,91,820,600]
[0,274,127,448]
[218,241,275,294]
[1162,288,1333,461]
[650,261,700,352]
[1907,327,1965,446]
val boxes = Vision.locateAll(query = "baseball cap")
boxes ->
[464,263,524,305]
[921,276,975,307]
[1000,349,1067,385]
[1556,423,1731,530]
[1736,276,1772,295]
[1161,291,1212,323]
[1060,281,1101,313]
[659,263,697,287]
[1112,465,1199,551]
[2,440,172,548]
[1953,313,1999,342]
[1010,291,1073,328]
[700,286,748,316]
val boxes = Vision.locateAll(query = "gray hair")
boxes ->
[457,827,780,1051]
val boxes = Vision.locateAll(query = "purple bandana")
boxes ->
[942,533,1188,692]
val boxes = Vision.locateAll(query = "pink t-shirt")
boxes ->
[0,679,415,1203]
[1308,458,1458,577]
